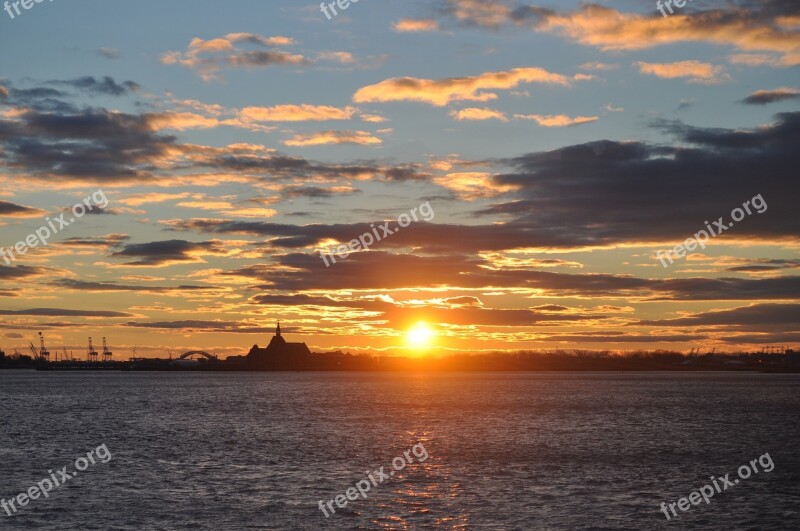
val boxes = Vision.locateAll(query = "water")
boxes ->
[0,371,798,529]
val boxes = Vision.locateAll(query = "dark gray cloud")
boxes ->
[216,250,800,301]
[0,308,132,317]
[249,291,603,328]
[50,279,219,293]
[0,106,177,183]
[740,88,800,105]
[535,333,707,343]
[110,239,228,266]
[167,113,799,255]
[47,76,140,96]
[125,320,277,333]
[726,258,800,272]
[639,303,800,326]
[97,48,121,60]
[0,265,52,281]
[0,200,45,217]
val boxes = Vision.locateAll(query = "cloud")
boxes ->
[728,53,784,67]
[433,172,518,199]
[161,33,308,81]
[639,303,800,327]
[445,0,513,28]
[50,278,220,294]
[151,111,793,256]
[144,112,229,131]
[174,195,279,219]
[0,106,178,184]
[216,249,800,301]
[117,193,196,207]
[168,106,800,253]
[223,33,295,47]
[578,62,619,71]
[635,61,729,84]
[239,104,357,122]
[97,48,121,60]
[740,87,800,104]
[125,320,277,333]
[47,76,140,96]
[282,130,382,147]
[510,2,800,67]
[359,113,387,123]
[353,67,578,106]
[316,51,355,64]
[430,2,799,67]
[513,113,598,127]
[393,19,440,32]
[0,200,46,218]
[110,239,234,267]
[0,308,133,317]
[450,107,508,121]
[0,265,53,281]
[58,234,130,250]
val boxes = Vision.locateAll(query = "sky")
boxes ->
[0,0,798,358]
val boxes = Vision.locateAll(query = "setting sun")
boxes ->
[407,322,434,349]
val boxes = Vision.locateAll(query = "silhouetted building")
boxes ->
[247,322,311,369]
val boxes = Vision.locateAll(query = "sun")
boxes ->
[407,322,434,349]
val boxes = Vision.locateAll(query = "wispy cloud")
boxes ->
[635,61,729,84]
[282,130,382,147]
[393,19,440,32]
[513,113,598,127]
[450,107,508,121]
[353,67,581,106]
[161,33,308,81]
[740,87,800,105]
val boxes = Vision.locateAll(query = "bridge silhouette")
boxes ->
[177,351,218,361]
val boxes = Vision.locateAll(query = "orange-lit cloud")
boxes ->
[239,104,356,122]
[513,113,598,127]
[359,113,387,123]
[635,60,729,84]
[117,192,198,207]
[523,4,800,66]
[740,87,800,105]
[283,130,382,147]
[448,0,512,28]
[433,172,518,200]
[353,67,578,106]
[316,51,355,64]
[393,19,440,32]
[144,112,275,133]
[161,33,307,81]
[579,61,619,71]
[450,107,509,121]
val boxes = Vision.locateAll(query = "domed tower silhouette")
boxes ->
[247,320,311,368]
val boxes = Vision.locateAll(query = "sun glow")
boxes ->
[407,322,434,349]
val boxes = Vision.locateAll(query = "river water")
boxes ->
[0,371,797,529]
